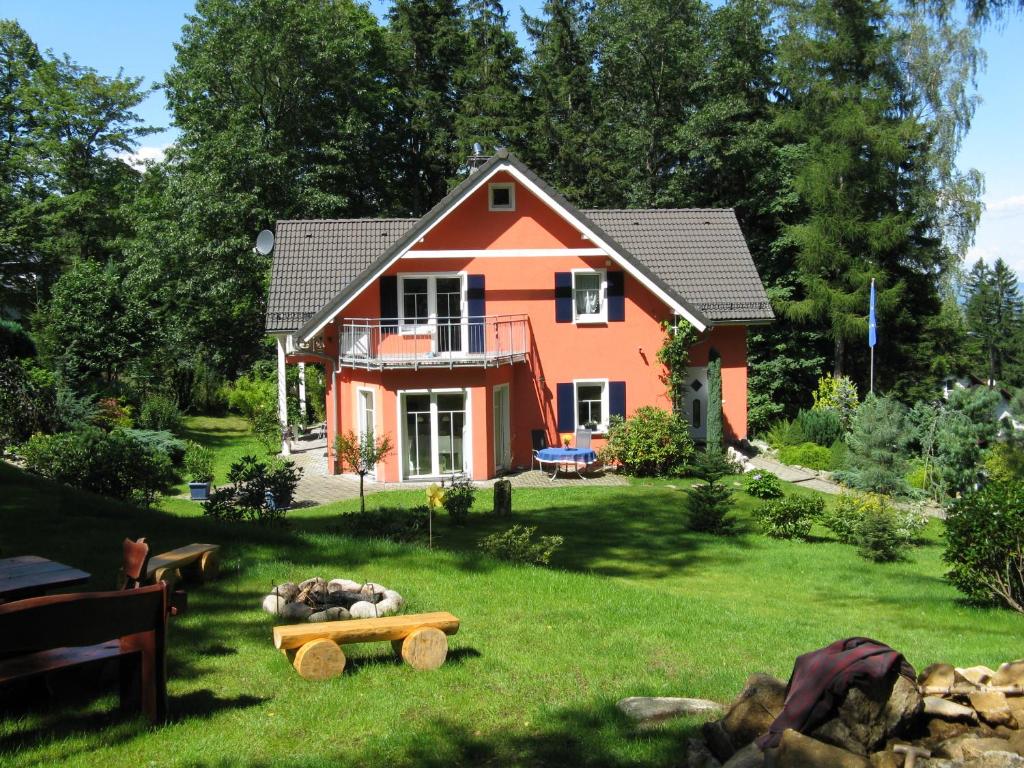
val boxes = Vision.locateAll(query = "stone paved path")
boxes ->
[746,451,945,519]
[284,436,626,507]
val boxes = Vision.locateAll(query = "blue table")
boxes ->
[535,447,598,480]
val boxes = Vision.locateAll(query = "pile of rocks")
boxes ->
[681,659,1024,767]
[261,578,404,623]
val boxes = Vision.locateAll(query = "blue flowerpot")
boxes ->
[188,482,212,501]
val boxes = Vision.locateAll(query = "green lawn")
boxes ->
[0,418,1020,768]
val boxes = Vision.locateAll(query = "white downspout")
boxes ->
[297,362,307,425]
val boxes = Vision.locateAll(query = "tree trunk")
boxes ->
[359,473,365,513]
[833,336,845,378]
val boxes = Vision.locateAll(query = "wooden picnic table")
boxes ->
[0,555,91,602]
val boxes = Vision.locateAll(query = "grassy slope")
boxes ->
[1,421,1020,768]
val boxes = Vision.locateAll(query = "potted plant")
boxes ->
[184,441,215,501]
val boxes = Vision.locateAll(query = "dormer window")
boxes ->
[488,182,515,211]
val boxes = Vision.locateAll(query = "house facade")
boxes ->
[266,151,772,482]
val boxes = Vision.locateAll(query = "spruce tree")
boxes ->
[773,0,936,377]
[964,258,1023,384]
[386,0,468,214]
[454,0,527,166]
[522,0,598,204]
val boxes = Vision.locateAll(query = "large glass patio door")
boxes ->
[402,391,467,479]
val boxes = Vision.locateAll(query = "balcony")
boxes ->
[337,315,529,370]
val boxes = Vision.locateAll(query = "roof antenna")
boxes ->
[467,142,490,172]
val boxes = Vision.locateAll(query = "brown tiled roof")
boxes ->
[266,218,417,332]
[266,151,773,333]
[583,209,774,323]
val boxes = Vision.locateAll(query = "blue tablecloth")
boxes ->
[536,447,597,464]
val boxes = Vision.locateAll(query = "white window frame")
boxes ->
[573,378,609,434]
[488,182,515,211]
[396,387,473,480]
[355,386,378,478]
[571,268,607,324]
[397,272,466,343]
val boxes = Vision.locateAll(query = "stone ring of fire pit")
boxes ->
[261,577,404,622]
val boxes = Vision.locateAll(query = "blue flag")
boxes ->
[868,279,877,348]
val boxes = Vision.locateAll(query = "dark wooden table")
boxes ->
[0,555,91,602]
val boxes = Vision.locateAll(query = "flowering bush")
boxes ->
[743,471,784,499]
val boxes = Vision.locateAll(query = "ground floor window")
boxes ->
[575,380,607,432]
[401,390,468,479]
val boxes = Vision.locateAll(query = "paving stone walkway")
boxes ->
[284,436,626,507]
[745,451,945,519]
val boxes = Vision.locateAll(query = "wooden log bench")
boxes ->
[273,611,460,680]
[145,543,220,587]
[0,582,169,723]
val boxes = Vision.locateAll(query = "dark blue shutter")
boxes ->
[468,274,485,354]
[609,381,626,419]
[556,383,574,432]
[607,271,625,321]
[380,276,398,332]
[555,272,572,323]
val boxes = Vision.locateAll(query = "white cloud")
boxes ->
[116,144,169,170]
[985,194,1024,220]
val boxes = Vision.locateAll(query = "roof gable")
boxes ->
[292,151,710,341]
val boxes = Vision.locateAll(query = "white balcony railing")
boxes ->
[337,315,529,369]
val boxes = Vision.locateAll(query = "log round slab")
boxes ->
[199,549,219,581]
[400,627,448,670]
[293,638,346,680]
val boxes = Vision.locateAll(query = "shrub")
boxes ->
[795,408,844,447]
[138,393,183,433]
[478,525,564,566]
[20,427,172,504]
[93,397,133,430]
[823,493,927,562]
[778,442,833,471]
[184,441,215,482]
[906,460,930,490]
[812,375,859,429]
[743,470,784,499]
[833,395,912,495]
[686,477,736,535]
[121,429,187,464]
[602,406,694,476]
[829,438,848,471]
[983,443,1024,484]
[442,474,476,524]
[188,360,229,415]
[944,482,1024,612]
[707,356,723,453]
[757,495,824,540]
[335,506,430,542]
[0,319,36,359]
[202,455,301,523]
[765,418,806,449]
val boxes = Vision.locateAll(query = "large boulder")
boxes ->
[721,743,765,768]
[992,661,1024,688]
[811,674,923,755]
[702,674,787,761]
[765,729,870,768]
[617,696,723,726]
[970,692,1017,728]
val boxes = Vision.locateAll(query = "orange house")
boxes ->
[266,151,772,482]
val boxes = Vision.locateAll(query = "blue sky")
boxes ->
[4,0,1022,274]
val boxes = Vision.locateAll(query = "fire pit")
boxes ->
[261,578,404,622]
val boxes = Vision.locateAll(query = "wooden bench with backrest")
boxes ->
[0,582,169,722]
[273,611,460,680]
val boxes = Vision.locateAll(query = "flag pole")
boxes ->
[868,278,876,394]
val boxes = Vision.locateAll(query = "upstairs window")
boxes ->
[572,269,606,323]
[401,277,429,326]
[488,182,515,211]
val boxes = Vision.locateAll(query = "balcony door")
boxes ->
[399,274,465,355]
[402,391,468,479]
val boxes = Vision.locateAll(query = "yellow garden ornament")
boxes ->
[426,483,446,510]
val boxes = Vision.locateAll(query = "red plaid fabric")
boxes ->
[757,637,915,749]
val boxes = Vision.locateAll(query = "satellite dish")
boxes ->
[255,229,275,255]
